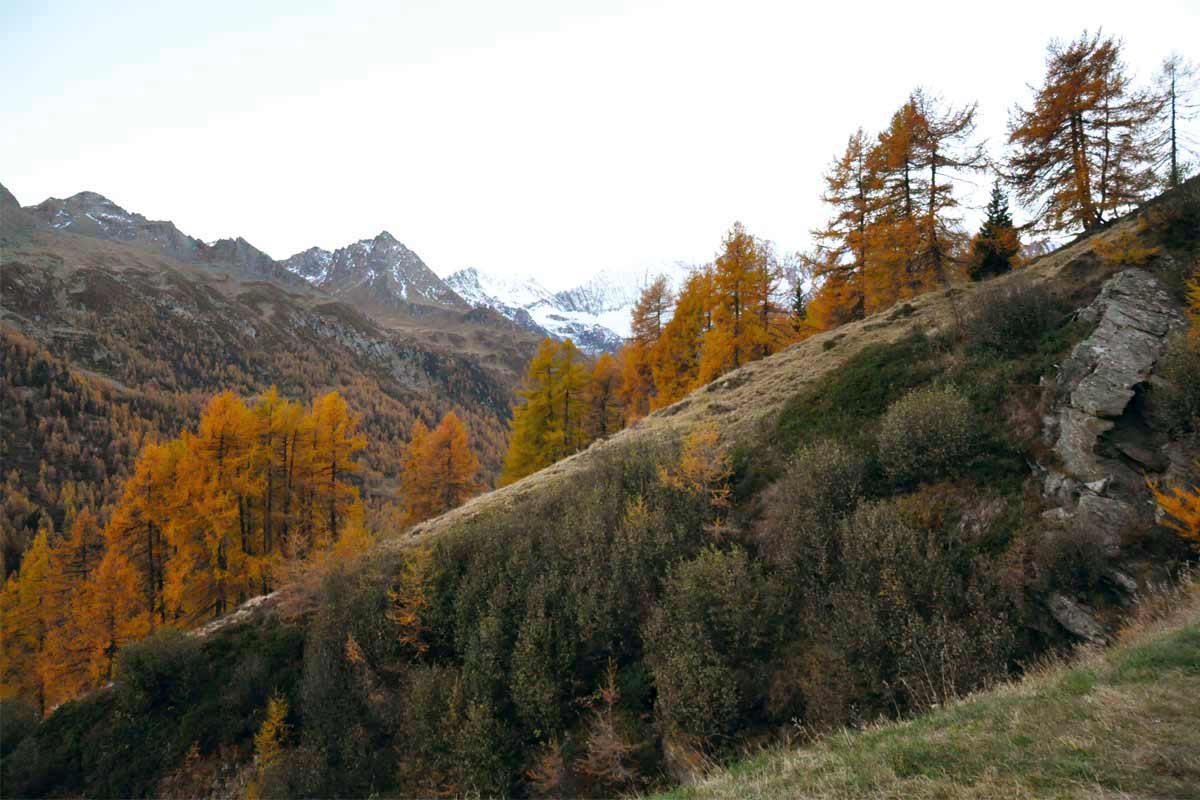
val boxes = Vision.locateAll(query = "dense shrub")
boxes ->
[117,628,205,712]
[963,282,1064,358]
[828,500,1016,710]
[0,698,38,760]
[877,386,975,485]
[756,439,867,567]
[1032,527,1111,595]
[645,547,773,741]
[776,334,936,450]
[1153,333,1200,438]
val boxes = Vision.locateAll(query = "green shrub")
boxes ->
[117,628,204,712]
[757,439,867,567]
[776,334,937,450]
[830,500,1016,711]
[0,698,38,760]
[877,386,975,485]
[963,282,1065,358]
[1153,333,1200,438]
[645,547,772,741]
[1033,527,1110,595]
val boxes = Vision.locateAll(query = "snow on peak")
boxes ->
[443,264,696,353]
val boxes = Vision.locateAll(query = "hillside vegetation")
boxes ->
[3,31,1198,800]
[654,582,1200,800]
[4,179,1196,798]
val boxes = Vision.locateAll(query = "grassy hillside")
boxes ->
[653,584,1200,800]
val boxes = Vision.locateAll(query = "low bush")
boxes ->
[963,282,1065,358]
[775,334,936,451]
[877,386,976,485]
[756,439,867,568]
[645,546,773,741]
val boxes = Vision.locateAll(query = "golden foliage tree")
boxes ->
[1151,465,1200,548]
[1008,31,1157,233]
[0,529,52,714]
[808,129,873,328]
[619,276,672,422]
[400,411,482,525]
[697,224,789,385]
[501,339,590,485]
[585,353,624,440]
[0,387,370,711]
[650,268,712,409]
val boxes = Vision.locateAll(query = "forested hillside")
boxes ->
[0,192,536,580]
[2,29,1198,800]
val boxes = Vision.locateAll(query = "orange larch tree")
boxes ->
[1008,31,1157,234]
[400,411,482,525]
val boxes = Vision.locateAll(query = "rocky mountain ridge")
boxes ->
[16,187,641,352]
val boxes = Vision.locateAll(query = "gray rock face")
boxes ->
[1050,270,1184,484]
[1036,268,1185,639]
[282,232,468,310]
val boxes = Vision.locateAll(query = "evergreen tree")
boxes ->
[968,180,1021,280]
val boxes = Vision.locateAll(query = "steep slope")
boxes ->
[281,231,468,311]
[5,181,1196,799]
[0,205,522,573]
[657,587,1200,800]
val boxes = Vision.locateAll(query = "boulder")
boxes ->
[1047,593,1106,642]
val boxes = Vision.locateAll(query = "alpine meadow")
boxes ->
[2,7,1200,800]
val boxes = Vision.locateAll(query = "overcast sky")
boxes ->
[3,1,1197,288]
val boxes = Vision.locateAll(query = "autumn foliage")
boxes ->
[0,388,370,715]
[399,411,482,525]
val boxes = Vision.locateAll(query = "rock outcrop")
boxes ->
[1039,268,1186,637]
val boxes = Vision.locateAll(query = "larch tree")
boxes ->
[910,89,986,290]
[585,353,624,440]
[651,267,712,409]
[105,440,179,627]
[310,391,367,549]
[866,97,926,309]
[38,510,106,707]
[76,549,150,685]
[1151,53,1199,188]
[1007,31,1157,234]
[501,339,590,485]
[0,529,52,715]
[808,129,874,328]
[167,392,255,622]
[400,411,482,525]
[698,223,781,384]
[619,276,672,421]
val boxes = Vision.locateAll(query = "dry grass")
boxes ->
[649,577,1200,800]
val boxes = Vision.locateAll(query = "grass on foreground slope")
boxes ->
[653,584,1200,800]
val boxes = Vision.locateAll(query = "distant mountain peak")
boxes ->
[444,266,630,353]
[281,233,467,311]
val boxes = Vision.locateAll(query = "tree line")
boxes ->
[807,33,1195,328]
[499,223,804,485]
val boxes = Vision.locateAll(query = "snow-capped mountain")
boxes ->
[281,232,468,311]
[445,265,695,355]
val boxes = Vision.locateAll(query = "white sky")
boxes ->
[3,0,1197,289]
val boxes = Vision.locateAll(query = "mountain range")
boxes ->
[19,188,649,353]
